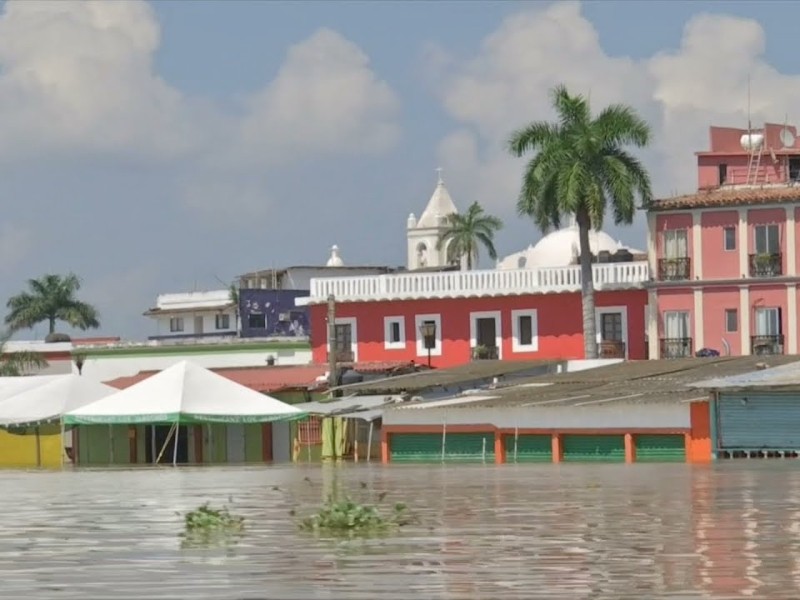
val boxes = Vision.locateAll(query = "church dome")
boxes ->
[326,244,344,267]
[497,223,626,270]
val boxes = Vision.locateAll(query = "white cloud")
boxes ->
[0,2,401,218]
[0,224,32,273]
[433,2,800,240]
[234,28,400,167]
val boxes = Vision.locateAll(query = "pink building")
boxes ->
[648,122,800,358]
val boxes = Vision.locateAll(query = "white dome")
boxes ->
[326,244,344,267]
[497,224,623,270]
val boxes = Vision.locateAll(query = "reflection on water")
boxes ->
[1,462,800,599]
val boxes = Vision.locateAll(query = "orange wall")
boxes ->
[688,401,711,463]
[700,210,739,279]
[702,287,741,355]
[310,290,647,367]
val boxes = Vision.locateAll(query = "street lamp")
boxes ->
[418,321,437,368]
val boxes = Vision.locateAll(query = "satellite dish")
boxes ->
[780,127,796,148]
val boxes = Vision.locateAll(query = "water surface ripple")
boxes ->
[1,462,798,599]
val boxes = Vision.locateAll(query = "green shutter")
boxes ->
[562,434,625,462]
[390,432,495,463]
[635,434,686,462]
[504,434,552,463]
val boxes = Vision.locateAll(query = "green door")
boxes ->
[635,434,686,462]
[505,434,552,463]
[562,434,625,462]
[390,432,494,463]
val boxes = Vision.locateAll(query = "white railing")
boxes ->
[301,261,650,303]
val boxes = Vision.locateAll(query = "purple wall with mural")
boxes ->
[239,289,311,339]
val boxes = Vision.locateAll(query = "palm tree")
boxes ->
[0,331,48,376]
[508,84,653,359]
[5,273,100,338]
[436,201,503,270]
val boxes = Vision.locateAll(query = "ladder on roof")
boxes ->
[746,138,763,185]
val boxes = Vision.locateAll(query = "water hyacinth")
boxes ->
[180,503,244,548]
[298,495,416,537]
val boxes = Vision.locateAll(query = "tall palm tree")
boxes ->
[5,273,100,338]
[508,84,653,359]
[0,331,48,376]
[436,201,503,270]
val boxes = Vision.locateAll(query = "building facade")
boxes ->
[144,290,237,342]
[648,122,800,359]
[297,174,649,367]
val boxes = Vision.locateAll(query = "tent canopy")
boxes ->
[0,375,116,427]
[64,360,307,425]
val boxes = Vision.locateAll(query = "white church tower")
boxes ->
[407,168,459,270]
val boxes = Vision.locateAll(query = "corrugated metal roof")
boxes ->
[293,395,401,415]
[691,359,800,390]
[402,356,800,410]
[334,360,560,395]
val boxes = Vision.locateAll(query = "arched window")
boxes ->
[416,242,428,268]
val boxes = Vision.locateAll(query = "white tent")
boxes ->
[64,360,306,426]
[0,375,117,427]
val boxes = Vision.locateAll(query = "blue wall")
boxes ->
[239,289,311,339]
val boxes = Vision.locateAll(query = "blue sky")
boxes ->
[0,0,797,339]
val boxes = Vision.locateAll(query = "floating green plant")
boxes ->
[298,495,416,537]
[180,503,244,548]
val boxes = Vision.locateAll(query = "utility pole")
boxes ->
[327,294,338,395]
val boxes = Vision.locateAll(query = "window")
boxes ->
[326,317,358,362]
[664,311,690,339]
[414,314,442,357]
[470,311,502,359]
[248,313,266,329]
[754,224,780,255]
[297,417,322,446]
[169,317,184,333]
[724,226,736,251]
[725,309,738,333]
[215,314,230,330]
[383,316,406,350]
[790,157,800,182]
[511,309,538,352]
[718,163,728,185]
[754,307,782,336]
[600,313,623,342]
[663,229,688,258]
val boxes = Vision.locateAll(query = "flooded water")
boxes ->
[1,463,799,599]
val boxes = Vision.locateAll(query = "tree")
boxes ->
[228,282,240,337]
[436,201,503,270]
[508,85,653,359]
[5,273,100,337]
[0,331,48,376]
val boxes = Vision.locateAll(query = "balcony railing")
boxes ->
[660,338,693,359]
[599,340,626,359]
[301,262,650,304]
[657,257,691,281]
[749,253,782,277]
[751,335,784,355]
[471,345,499,360]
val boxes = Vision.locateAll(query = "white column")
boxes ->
[738,208,749,277]
[647,289,659,359]
[693,288,704,351]
[786,206,796,277]
[692,210,703,280]
[646,212,657,274]
[740,286,750,355]
[788,285,798,354]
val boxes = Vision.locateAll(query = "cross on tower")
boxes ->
[435,166,444,184]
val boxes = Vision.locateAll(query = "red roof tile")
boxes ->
[653,185,800,211]
[106,364,328,393]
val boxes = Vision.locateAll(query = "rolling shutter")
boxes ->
[504,434,552,463]
[718,392,800,450]
[635,434,685,462]
[562,434,625,462]
[390,432,495,463]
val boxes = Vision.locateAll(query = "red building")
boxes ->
[648,122,800,358]
[297,174,650,367]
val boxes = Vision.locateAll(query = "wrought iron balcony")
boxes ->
[751,335,784,355]
[471,345,499,360]
[657,257,691,281]
[660,337,693,359]
[749,253,782,277]
[599,340,626,359]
